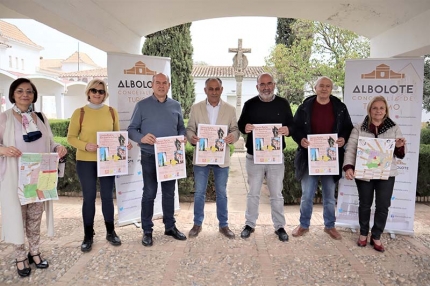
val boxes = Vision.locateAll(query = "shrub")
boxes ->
[421,128,430,144]
[50,119,70,137]
[54,136,430,202]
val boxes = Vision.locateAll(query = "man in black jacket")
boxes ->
[237,73,295,242]
[292,76,353,240]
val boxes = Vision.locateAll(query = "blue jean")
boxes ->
[355,177,395,239]
[76,161,115,226]
[193,165,229,227]
[140,152,176,233]
[299,172,336,229]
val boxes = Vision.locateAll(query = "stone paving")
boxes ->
[1,153,430,285]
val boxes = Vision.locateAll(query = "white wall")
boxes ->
[64,83,87,118]
[0,41,41,74]
[193,77,258,110]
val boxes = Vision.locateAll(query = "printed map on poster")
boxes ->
[252,124,283,164]
[154,135,186,182]
[196,124,228,165]
[18,153,59,205]
[355,137,395,180]
[307,134,339,175]
[97,131,128,177]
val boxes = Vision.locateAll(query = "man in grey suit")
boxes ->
[186,77,240,239]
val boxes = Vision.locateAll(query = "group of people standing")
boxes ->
[0,72,406,278]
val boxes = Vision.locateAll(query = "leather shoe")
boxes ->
[219,226,235,239]
[292,225,309,237]
[357,236,367,247]
[142,233,153,247]
[240,225,254,239]
[275,227,289,242]
[324,227,342,240]
[106,230,122,246]
[15,258,31,277]
[28,252,49,269]
[165,226,187,240]
[370,237,385,252]
[189,225,202,238]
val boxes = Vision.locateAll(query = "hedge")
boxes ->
[51,120,430,203]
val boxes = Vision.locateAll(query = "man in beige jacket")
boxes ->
[186,77,240,239]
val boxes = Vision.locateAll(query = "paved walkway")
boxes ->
[1,153,430,285]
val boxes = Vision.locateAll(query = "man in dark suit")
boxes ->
[186,77,240,239]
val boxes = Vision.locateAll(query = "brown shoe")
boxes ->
[324,227,342,240]
[188,225,202,238]
[219,226,235,239]
[292,225,309,237]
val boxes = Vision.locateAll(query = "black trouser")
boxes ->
[355,177,395,239]
[76,161,115,226]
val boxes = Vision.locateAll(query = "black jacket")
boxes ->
[292,95,353,182]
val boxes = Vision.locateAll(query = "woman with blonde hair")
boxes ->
[68,79,123,252]
[343,95,406,252]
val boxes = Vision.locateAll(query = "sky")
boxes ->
[3,17,277,67]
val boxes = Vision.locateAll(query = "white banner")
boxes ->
[107,52,180,226]
[337,58,423,235]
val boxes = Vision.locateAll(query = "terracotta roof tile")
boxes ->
[0,20,43,49]
[191,66,266,78]
[59,68,107,77]
[63,51,99,67]
[40,59,63,69]
[59,66,268,78]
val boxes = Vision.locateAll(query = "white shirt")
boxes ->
[206,99,221,125]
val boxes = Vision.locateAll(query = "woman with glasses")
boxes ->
[67,79,123,252]
[0,78,67,277]
[343,96,406,252]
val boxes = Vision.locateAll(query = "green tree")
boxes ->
[311,22,370,96]
[142,23,195,118]
[267,20,370,103]
[267,20,314,104]
[423,56,430,112]
[275,18,296,46]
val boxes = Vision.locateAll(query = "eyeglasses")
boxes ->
[258,82,274,88]
[89,88,106,95]
[15,89,34,95]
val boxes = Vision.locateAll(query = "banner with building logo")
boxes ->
[337,58,423,235]
[107,52,180,226]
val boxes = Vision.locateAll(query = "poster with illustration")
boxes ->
[354,137,395,180]
[307,133,339,175]
[195,124,228,165]
[154,135,186,182]
[97,131,128,177]
[252,124,283,164]
[18,153,59,205]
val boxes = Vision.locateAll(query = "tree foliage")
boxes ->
[267,20,370,103]
[275,18,296,47]
[311,22,370,95]
[142,23,195,118]
[267,20,314,104]
[423,56,430,112]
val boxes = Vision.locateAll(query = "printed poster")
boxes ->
[252,124,283,164]
[195,124,228,165]
[354,137,395,180]
[337,58,423,235]
[97,131,128,177]
[18,153,59,205]
[307,134,339,175]
[108,52,179,227]
[154,135,186,182]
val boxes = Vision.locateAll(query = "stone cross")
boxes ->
[229,39,251,152]
[229,39,251,119]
